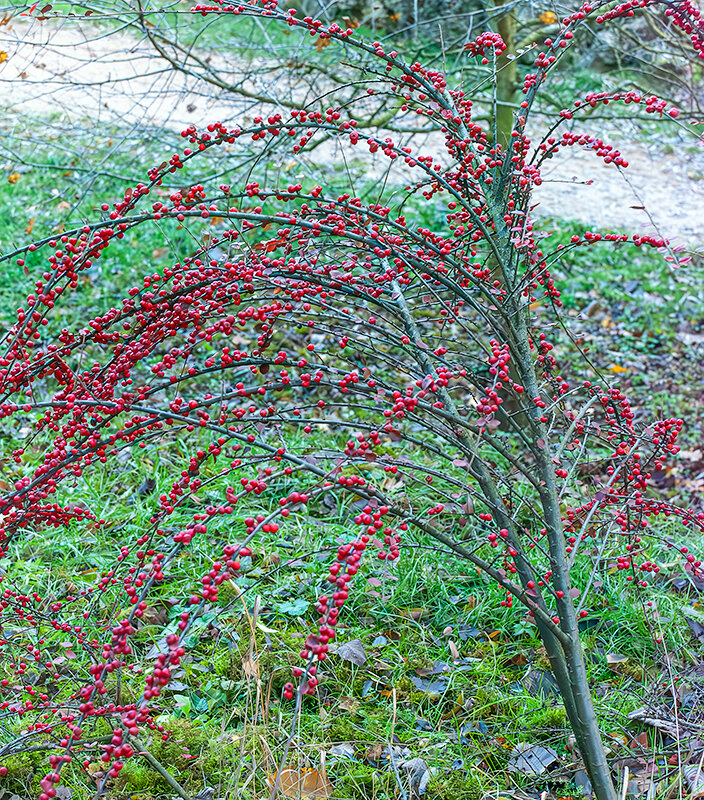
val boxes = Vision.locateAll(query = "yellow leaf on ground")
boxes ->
[0,51,8,63]
[539,10,557,23]
[267,768,333,799]
[7,172,20,184]
[607,363,629,374]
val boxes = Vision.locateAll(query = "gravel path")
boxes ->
[2,17,703,247]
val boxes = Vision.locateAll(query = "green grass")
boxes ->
[0,391,699,797]
[0,473,693,798]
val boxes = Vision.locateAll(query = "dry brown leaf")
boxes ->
[401,607,429,621]
[25,217,35,235]
[338,696,359,714]
[267,768,333,799]
[366,744,384,762]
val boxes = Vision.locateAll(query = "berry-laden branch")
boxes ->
[0,1,703,799]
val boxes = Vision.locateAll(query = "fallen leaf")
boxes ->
[627,731,649,750]
[336,639,367,666]
[329,743,356,759]
[366,743,384,763]
[606,652,629,665]
[7,172,21,184]
[241,651,258,679]
[507,743,559,776]
[410,675,449,696]
[574,770,593,798]
[399,758,431,795]
[338,697,359,714]
[414,661,451,677]
[684,764,704,797]
[684,611,704,643]
[522,668,560,699]
[539,10,557,23]
[0,51,7,63]
[25,217,34,235]
[267,767,333,799]
[126,476,156,505]
[401,607,429,621]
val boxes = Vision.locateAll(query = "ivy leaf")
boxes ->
[275,598,309,616]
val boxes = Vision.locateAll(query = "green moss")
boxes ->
[530,704,567,730]
[197,732,242,776]
[427,771,484,800]
[326,716,360,742]
[148,716,211,785]
[471,687,520,720]
[113,759,168,794]
[466,642,495,659]
[217,578,241,605]
[1,751,36,779]
[132,624,161,643]
[211,648,238,678]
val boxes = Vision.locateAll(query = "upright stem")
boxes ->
[393,276,612,795]
[494,0,517,151]
[511,305,616,800]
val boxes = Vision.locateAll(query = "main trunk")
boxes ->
[537,622,617,800]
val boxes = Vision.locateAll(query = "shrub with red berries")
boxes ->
[1,1,703,798]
